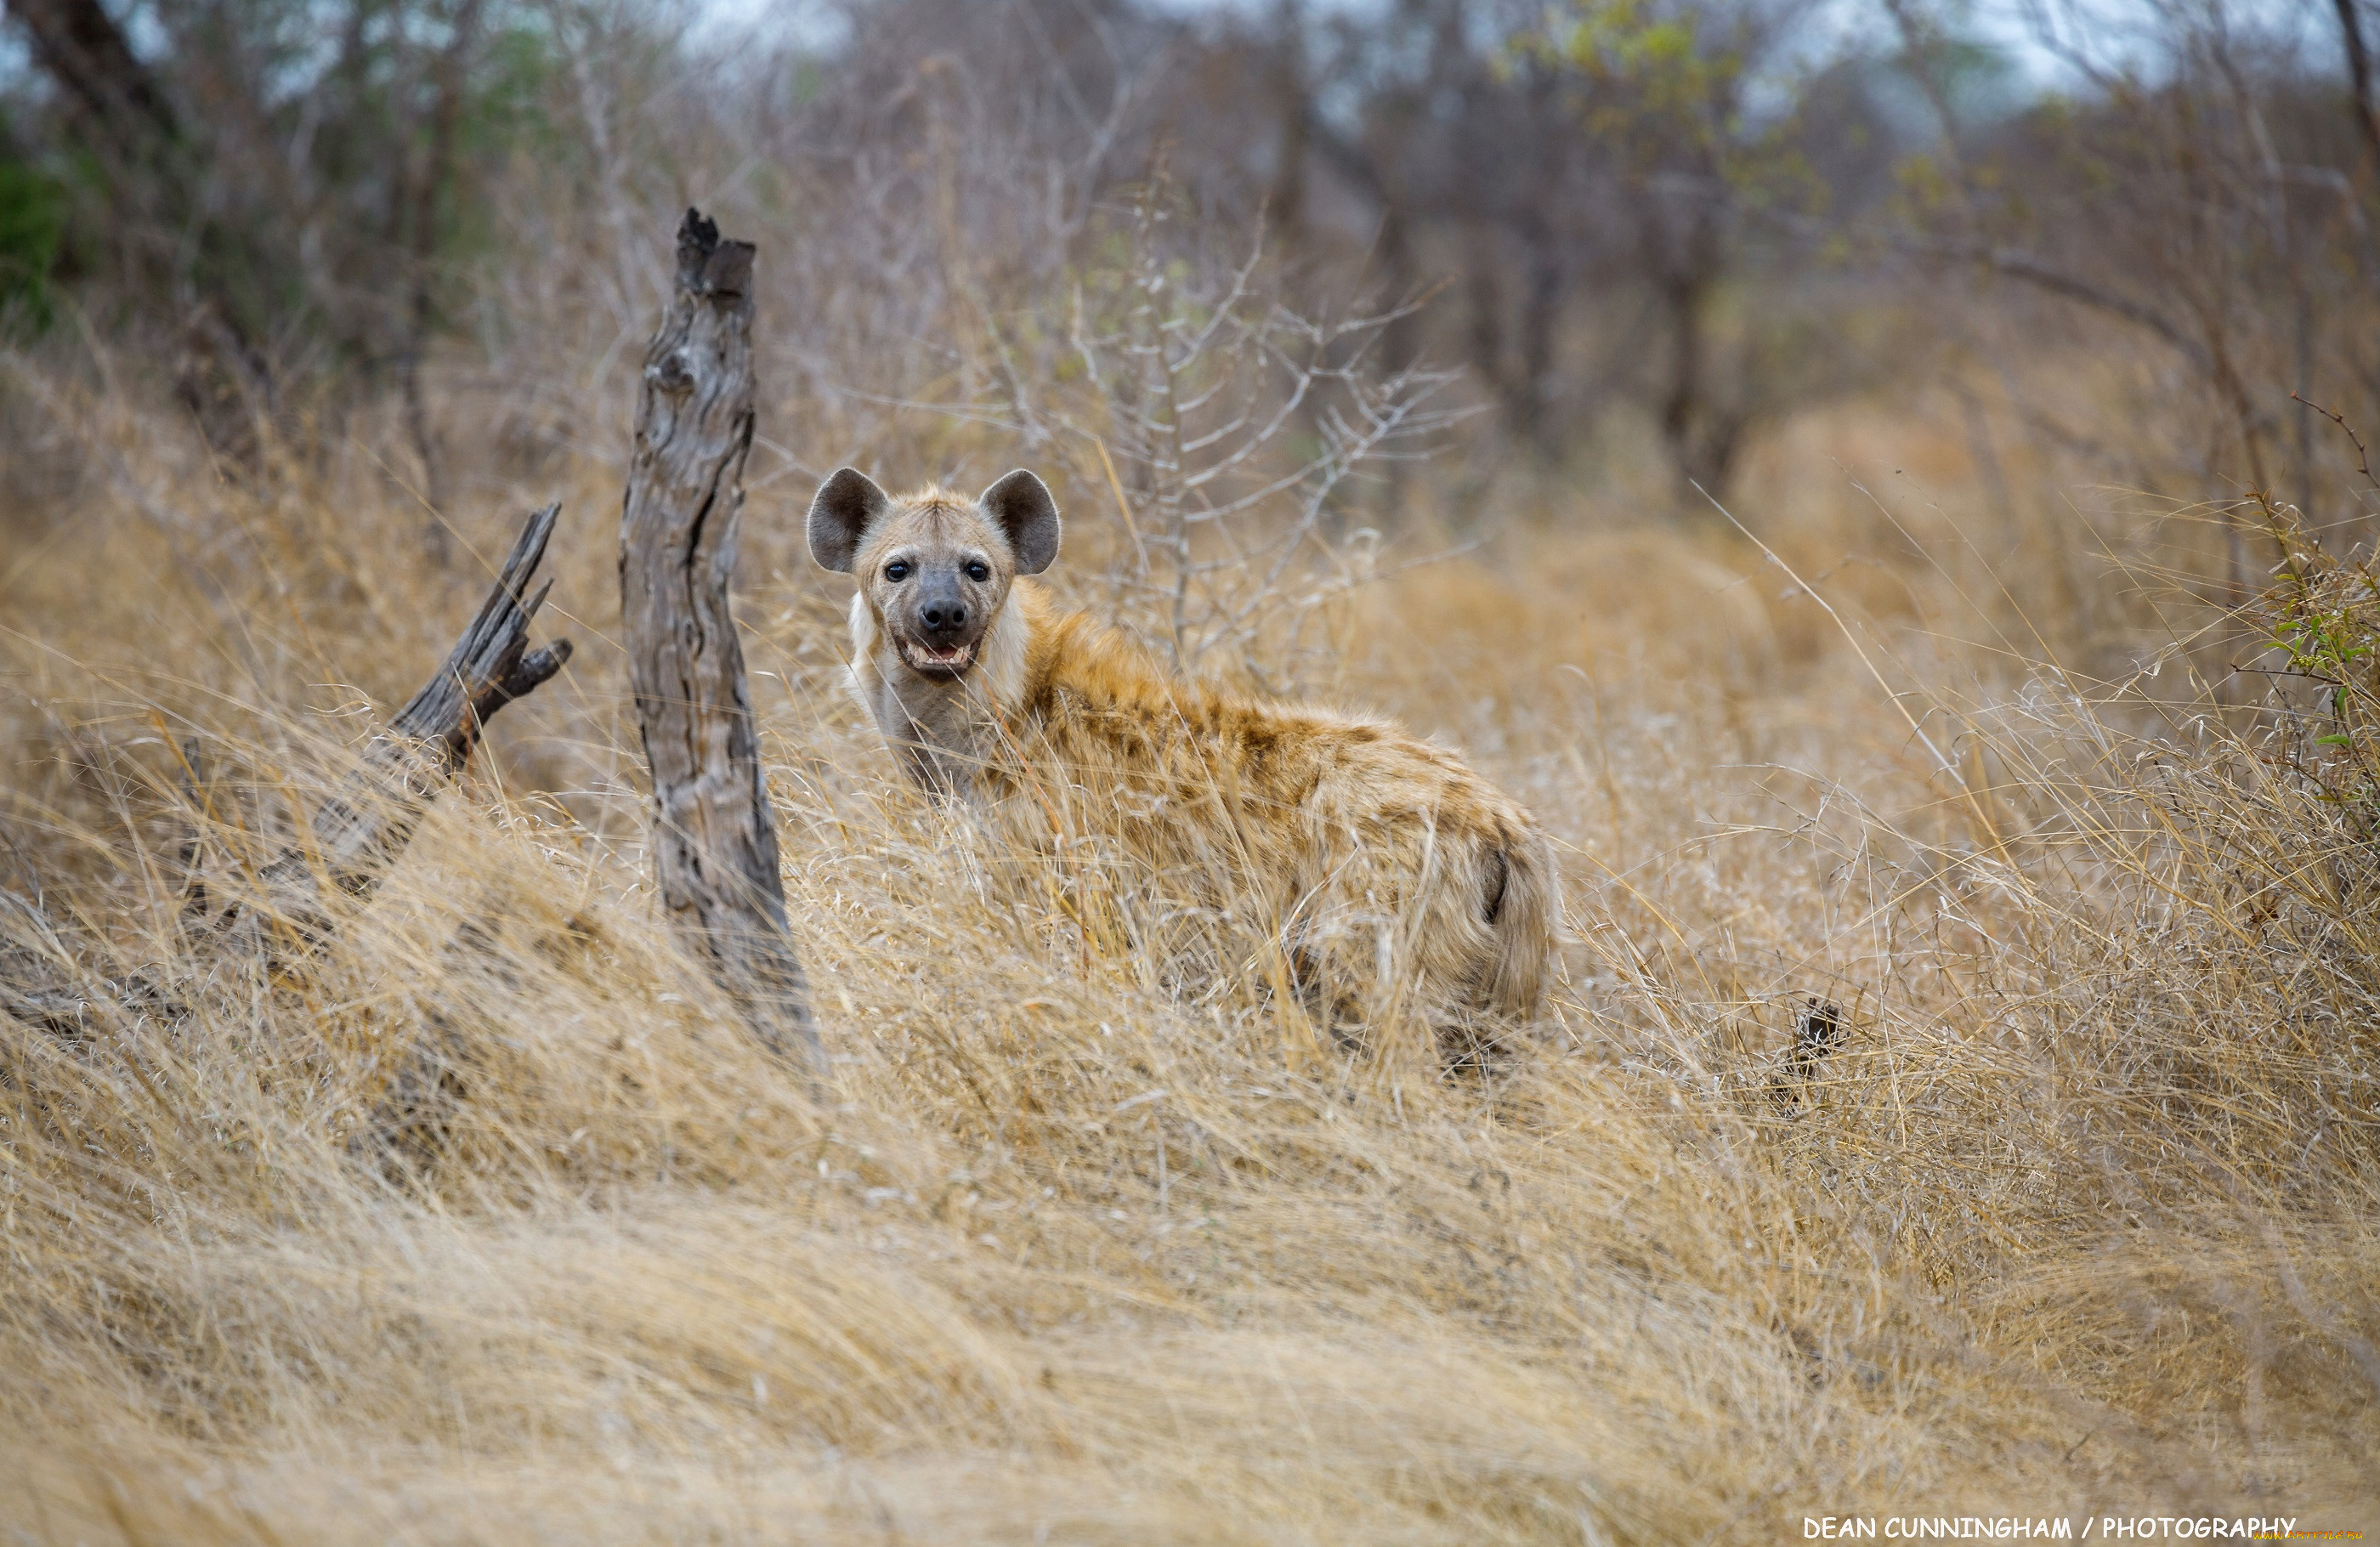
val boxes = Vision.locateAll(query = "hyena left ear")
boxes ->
[979,469,1062,575]
[808,468,890,574]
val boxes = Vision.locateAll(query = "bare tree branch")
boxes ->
[3,502,575,1029]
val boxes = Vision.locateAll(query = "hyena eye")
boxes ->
[884,561,910,582]
[966,561,990,582]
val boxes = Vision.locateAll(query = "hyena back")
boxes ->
[808,466,1559,1060]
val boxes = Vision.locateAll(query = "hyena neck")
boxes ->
[847,586,1033,796]
[1011,588,1193,724]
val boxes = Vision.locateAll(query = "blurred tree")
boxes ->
[0,0,550,517]
[1235,0,1868,501]
[0,113,66,328]
[1535,0,1833,497]
[2334,0,2380,167]
[3,0,275,453]
[15,0,2378,552]
[1879,0,2380,581]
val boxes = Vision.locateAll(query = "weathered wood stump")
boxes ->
[618,208,823,1077]
[256,502,570,942]
[2,502,573,1032]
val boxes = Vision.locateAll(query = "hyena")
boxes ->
[807,466,1559,1062]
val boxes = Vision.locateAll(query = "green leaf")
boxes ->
[0,157,66,328]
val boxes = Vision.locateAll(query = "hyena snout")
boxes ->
[913,579,972,640]
[889,565,991,677]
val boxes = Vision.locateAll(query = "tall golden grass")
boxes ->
[0,330,2375,1543]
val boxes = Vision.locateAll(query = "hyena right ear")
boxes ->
[980,469,1062,575]
[808,468,891,573]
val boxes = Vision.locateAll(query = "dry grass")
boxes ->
[1,323,2377,1543]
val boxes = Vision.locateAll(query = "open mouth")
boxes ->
[898,638,978,677]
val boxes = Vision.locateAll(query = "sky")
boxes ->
[0,0,2349,116]
[681,0,2339,94]
[1964,0,2339,88]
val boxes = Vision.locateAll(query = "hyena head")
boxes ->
[806,468,1062,683]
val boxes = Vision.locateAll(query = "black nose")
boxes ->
[920,600,967,634]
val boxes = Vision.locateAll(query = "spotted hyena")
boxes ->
[808,467,1560,1062]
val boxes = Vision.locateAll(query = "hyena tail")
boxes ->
[1477,825,1559,1023]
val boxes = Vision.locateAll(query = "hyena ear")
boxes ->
[979,468,1062,575]
[808,468,891,574]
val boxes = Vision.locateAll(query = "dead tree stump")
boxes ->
[3,502,572,1034]
[619,208,823,1076]
[249,502,572,946]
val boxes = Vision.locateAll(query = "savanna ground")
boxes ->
[3,209,2378,1543]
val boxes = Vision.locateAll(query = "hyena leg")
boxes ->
[1434,1006,1519,1077]
[1280,921,1366,1049]
[1431,919,1539,1077]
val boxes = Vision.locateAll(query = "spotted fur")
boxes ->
[809,468,1560,1059]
